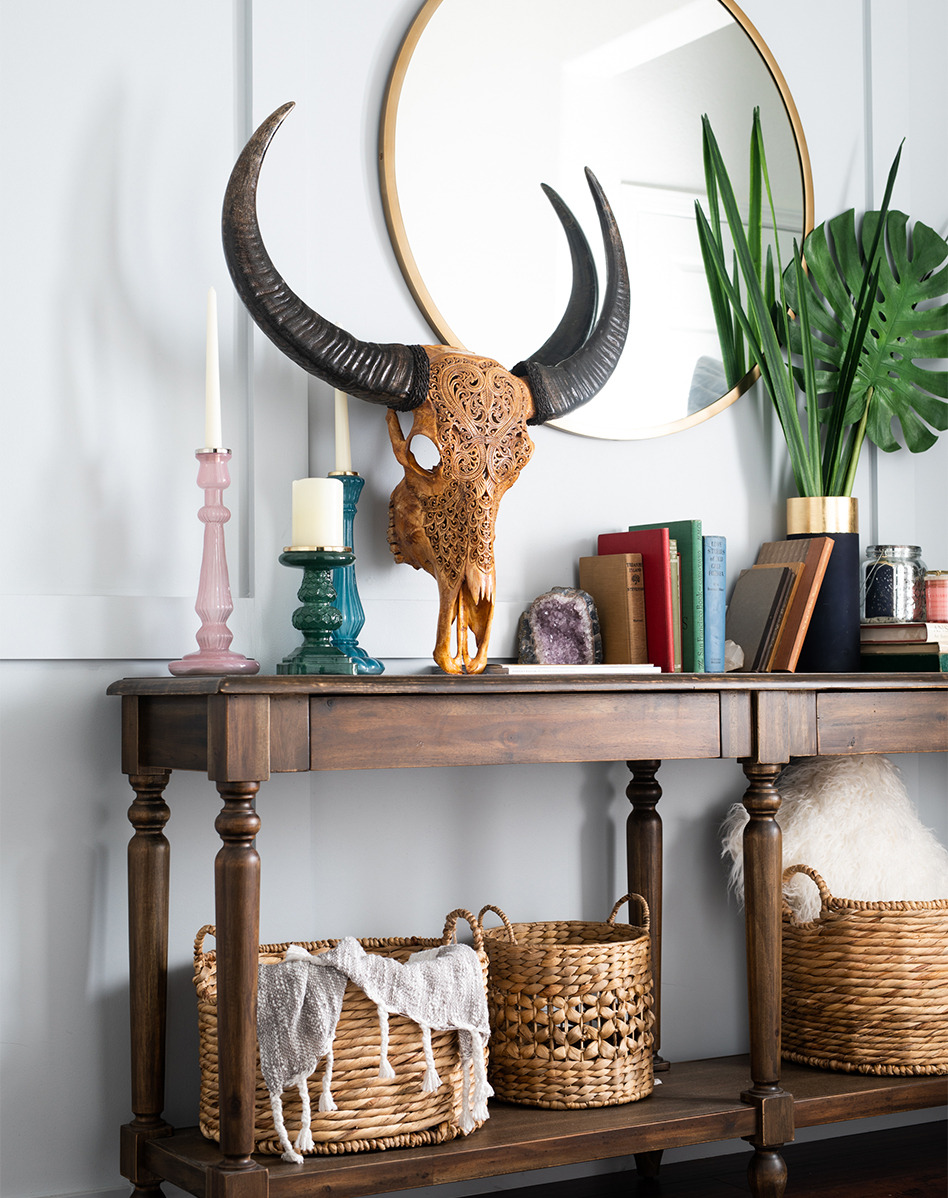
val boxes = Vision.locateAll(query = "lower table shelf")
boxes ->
[142,1056,947,1198]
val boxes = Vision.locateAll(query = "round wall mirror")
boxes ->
[380,0,813,439]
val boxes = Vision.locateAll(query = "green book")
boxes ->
[861,650,948,673]
[629,519,704,671]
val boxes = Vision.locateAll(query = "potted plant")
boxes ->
[696,110,947,670]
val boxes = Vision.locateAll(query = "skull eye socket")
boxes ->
[407,433,442,474]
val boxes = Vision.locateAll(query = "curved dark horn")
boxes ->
[511,183,598,370]
[222,101,428,410]
[521,169,630,425]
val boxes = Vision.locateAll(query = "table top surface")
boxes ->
[108,671,948,697]
[110,672,948,772]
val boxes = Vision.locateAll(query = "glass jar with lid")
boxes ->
[863,545,927,622]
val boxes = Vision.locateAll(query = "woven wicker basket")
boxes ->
[193,910,489,1155]
[478,895,654,1109]
[782,865,948,1076]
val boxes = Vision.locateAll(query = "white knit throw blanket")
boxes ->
[256,937,492,1162]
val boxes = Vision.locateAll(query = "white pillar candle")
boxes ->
[291,477,344,548]
[334,388,352,472]
[204,287,223,449]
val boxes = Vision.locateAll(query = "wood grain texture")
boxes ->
[753,689,817,764]
[111,676,947,777]
[106,672,948,696]
[739,764,787,1096]
[127,775,172,1120]
[307,692,721,770]
[208,695,270,781]
[125,771,174,1194]
[121,696,144,775]
[719,689,752,758]
[626,761,665,1065]
[270,695,310,771]
[443,1120,948,1197]
[110,673,948,1198]
[213,781,262,1179]
[141,1058,945,1198]
[135,695,209,772]
[817,690,948,753]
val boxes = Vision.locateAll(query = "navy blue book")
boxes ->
[703,535,727,673]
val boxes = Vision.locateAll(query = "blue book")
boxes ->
[703,535,727,672]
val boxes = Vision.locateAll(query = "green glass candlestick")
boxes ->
[277,549,358,675]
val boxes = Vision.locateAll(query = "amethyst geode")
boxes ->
[517,587,602,665]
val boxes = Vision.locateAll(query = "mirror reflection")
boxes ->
[381,0,812,439]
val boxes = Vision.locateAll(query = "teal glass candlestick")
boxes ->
[277,549,358,675]
[329,471,384,674]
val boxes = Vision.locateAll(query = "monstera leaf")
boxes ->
[783,210,948,457]
[699,112,946,496]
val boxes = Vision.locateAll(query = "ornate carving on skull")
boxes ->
[222,102,629,673]
[387,349,535,673]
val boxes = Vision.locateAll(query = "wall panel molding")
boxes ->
[0,595,258,662]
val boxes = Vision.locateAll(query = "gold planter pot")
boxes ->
[786,496,858,536]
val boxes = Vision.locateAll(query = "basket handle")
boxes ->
[477,904,517,944]
[442,908,485,952]
[608,893,650,932]
[194,924,216,970]
[781,864,834,919]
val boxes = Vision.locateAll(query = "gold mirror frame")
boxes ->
[379,0,813,440]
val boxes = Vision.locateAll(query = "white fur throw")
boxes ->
[720,754,948,920]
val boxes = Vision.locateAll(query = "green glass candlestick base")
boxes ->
[277,549,358,675]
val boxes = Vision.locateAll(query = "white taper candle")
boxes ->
[334,388,352,472]
[204,287,223,449]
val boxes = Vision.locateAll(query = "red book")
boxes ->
[598,529,675,672]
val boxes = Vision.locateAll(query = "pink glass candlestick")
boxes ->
[169,449,259,675]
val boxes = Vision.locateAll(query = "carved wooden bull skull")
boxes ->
[222,102,629,673]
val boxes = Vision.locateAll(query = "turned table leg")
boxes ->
[208,780,268,1198]
[626,759,666,1072]
[739,762,794,1198]
[627,760,667,1183]
[121,770,174,1197]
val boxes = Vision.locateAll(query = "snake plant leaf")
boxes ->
[697,210,743,387]
[814,145,902,483]
[697,112,821,494]
[748,115,763,282]
[784,210,948,454]
[700,117,746,388]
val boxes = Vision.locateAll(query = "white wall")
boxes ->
[1,2,945,1196]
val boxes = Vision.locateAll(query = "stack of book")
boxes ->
[581,519,726,673]
[724,538,834,672]
[581,523,835,675]
[860,622,948,672]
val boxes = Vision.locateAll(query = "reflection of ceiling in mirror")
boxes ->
[391,0,806,439]
[563,0,732,77]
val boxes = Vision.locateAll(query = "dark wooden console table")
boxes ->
[108,672,948,1198]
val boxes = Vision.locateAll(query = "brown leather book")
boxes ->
[755,537,835,671]
[579,553,648,664]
